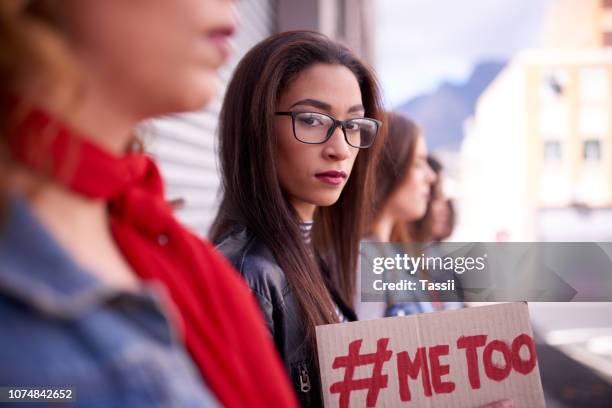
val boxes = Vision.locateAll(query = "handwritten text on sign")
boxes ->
[329,334,536,408]
[316,303,546,408]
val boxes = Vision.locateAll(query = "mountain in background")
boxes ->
[396,61,506,151]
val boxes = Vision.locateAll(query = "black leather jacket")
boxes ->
[216,224,357,407]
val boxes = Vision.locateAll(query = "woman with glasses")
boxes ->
[210,31,384,407]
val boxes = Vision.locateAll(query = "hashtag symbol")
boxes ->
[329,338,393,408]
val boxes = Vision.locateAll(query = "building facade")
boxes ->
[458,0,612,241]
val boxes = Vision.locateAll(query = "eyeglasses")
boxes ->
[275,111,381,149]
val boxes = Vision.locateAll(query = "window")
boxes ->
[579,67,609,102]
[579,105,608,135]
[543,140,562,161]
[539,102,570,134]
[583,139,602,161]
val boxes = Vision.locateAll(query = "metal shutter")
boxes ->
[145,0,276,237]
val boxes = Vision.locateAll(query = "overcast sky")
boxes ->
[375,0,553,107]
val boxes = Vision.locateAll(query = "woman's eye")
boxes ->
[299,115,324,126]
[413,160,426,170]
[345,122,360,131]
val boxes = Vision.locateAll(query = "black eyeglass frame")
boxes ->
[274,111,382,149]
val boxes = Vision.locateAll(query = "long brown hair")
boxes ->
[210,31,384,343]
[370,112,421,242]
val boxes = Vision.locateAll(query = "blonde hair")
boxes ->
[0,0,82,218]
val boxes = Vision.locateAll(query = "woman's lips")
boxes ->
[315,170,347,186]
[206,27,235,61]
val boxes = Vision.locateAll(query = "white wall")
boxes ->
[457,57,532,241]
[145,0,276,237]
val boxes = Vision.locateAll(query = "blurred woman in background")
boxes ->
[358,112,436,319]
[407,155,463,309]
[0,1,297,407]
[359,115,466,320]
[408,155,456,243]
[429,195,456,242]
[211,31,385,407]
[368,113,435,244]
[358,115,509,408]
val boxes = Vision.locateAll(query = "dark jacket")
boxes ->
[216,224,357,407]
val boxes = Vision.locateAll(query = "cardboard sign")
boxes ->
[316,303,545,408]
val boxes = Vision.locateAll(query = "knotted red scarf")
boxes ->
[8,107,298,408]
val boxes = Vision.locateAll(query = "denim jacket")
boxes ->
[0,197,219,407]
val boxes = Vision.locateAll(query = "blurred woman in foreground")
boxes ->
[0,1,297,406]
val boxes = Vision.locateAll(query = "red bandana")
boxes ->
[8,107,298,408]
